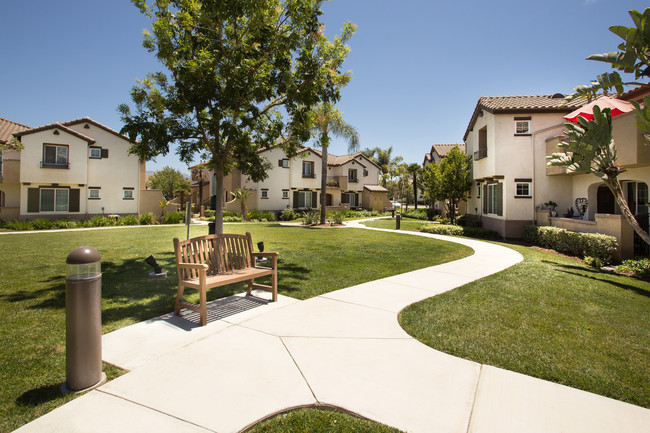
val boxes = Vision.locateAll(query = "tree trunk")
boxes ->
[413,175,418,210]
[320,143,328,225]
[607,177,650,246]
[214,163,224,234]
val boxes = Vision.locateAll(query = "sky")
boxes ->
[1,0,648,176]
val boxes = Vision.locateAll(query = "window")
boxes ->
[348,169,358,182]
[515,182,530,197]
[89,147,101,159]
[279,159,289,168]
[297,191,312,208]
[40,188,69,212]
[0,190,4,207]
[363,169,368,177]
[342,192,358,207]
[123,189,134,199]
[484,183,503,215]
[282,190,289,199]
[475,126,487,160]
[42,144,68,168]
[261,189,268,199]
[89,188,100,199]
[302,161,314,178]
[515,120,530,135]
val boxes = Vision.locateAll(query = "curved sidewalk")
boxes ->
[15,221,650,433]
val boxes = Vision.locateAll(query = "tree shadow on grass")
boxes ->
[16,384,66,407]
[276,260,311,294]
[551,263,650,299]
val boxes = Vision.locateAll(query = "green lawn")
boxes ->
[0,224,471,432]
[361,217,429,231]
[399,242,650,408]
[247,408,402,433]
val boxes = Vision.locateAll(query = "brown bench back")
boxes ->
[174,232,255,280]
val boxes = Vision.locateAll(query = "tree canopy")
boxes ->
[119,0,355,233]
[146,166,190,200]
[422,147,471,223]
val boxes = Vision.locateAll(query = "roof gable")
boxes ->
[0,117,30,144]
[14,122,95,144]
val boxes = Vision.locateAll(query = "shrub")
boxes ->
[402,209,428,220]
[223,211,241,218]
[90,216,114,227]
[139,212,155,225]
[223,215,244,222]
[522,225,619,264]
[421,224,499,240]
[332,211,345,225]
[426,208,437,220]
[7,220,33,231]
[618,258,650,279]
[0,218,7,228]
[456,215,481,228]
[302,211,319,225]
[163,211,185,224]
[248,210,275,221]
[118,215,139,226]
[53,219,77,229]
[584,256,603,269]
[77,220,94,228]
[203,209,216,219]
[279,208,299,221]
[31,218,53,230]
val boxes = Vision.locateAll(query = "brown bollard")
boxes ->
[64,246,105,392]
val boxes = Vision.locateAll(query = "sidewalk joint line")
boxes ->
[279,336,320,404]
[465,364,484,433]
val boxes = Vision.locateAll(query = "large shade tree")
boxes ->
[147,166,190,199]
[119,0,355,233]
[310,102,359,224]
[553,7,650,246]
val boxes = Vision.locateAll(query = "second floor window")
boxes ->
[515,120,530,135]
[43,144,68,167]
[348,169,358,182]
[302,161,314,178]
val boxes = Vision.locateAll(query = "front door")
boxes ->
[597,185,615,214]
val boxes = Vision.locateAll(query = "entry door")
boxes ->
[597,185,615,214]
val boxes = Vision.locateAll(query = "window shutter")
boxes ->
[496,183,503,216]
[101,148,109,158]
[278,159,282,167]
[482,185,487,213]
[27,188,39,213]
[312,191,317,207]
[69,189,80,212]
[293,191,299,208]
[355,193,359,207]
[341,193,349,204]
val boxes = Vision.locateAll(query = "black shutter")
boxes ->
[293,191,299,209]
[27,188,39,213]
[341,193,349,204]
[101,148,109,158]
[69,189,80,212]
[355,193,359,207]
[482,185,487,213]
[312,191,317,208]
[278,159,282,167]
[496,183,503,216]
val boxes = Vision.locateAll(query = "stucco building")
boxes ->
[463,91,650,258]
[1,117,154,220]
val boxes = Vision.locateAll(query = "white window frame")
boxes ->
[298,191,312,208]
[348,169,357,182]
[281,159,289,168]
[302,161,314,177]
[123,189,134,199]
[282,190,289,199]
[89,188,101,199]
[40,188,69,212]
[261,189,268,199]
[515,120,530,135]
[89,147,101,159]
[515,182,531,197]
[486,184,498,214]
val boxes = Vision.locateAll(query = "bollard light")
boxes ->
[63,246,105,393]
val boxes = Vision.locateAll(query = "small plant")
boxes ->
[31,219,53,230]
[203,209,216,219]
[248,209,275,221]
[139,212,155,225]
[7,220,33,231]
[0,218,6,228]
[584,256,603,269]
[618,258,650,279]
[280,208,299,221]
[332,211,345,225]
[223,215,244,222]
[421,224,499,240]
[53,219,77,229]
[302,211,318,225]
[163,211,185,224]
[544,200,558,210]
[91,216,114,227]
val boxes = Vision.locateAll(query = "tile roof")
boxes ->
[298,146,381,170]
[463,94,587,141]
[363,184,388,192]
[13,117,129,144]
[432,144,465,156]
[0,117,30,145]
[14,122,96,144]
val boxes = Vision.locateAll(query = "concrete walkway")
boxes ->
[14,220,650,432]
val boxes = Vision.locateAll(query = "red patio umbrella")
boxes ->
[564,96,634,122]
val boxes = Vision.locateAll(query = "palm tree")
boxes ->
[311,103,360,225]
[370,146,403,188]
[231,186,253,221]
[406,163,422,209]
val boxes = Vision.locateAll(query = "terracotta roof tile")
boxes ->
[431,144,465,157]
[14,122,96,144]
[363,184,388,192]
[0,117,30,144]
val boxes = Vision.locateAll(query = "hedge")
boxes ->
[522,225,618,264]
[420,224,500,240]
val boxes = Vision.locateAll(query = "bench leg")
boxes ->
[271,269,277,302]
[174,284,185,316]
[246,279,253,296]
[199,287,207,326]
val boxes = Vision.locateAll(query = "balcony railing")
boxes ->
[474,147,487,161]
[41,161,70,169]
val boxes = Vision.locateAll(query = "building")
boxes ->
[422,144,467,216]
[0,117,31,220]
[206,146,390,213]
[463,92,650,258]
[3,117,155,220]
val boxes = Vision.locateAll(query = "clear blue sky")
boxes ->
[1,0,647,175]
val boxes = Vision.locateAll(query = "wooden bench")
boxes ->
[173,232,278,326]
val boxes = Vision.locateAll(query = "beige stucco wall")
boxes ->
[139,189,166,216]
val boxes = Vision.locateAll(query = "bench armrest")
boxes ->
[177,263,209,271]
[251,252,279,258]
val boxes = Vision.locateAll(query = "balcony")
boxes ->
[474,147,487,160]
